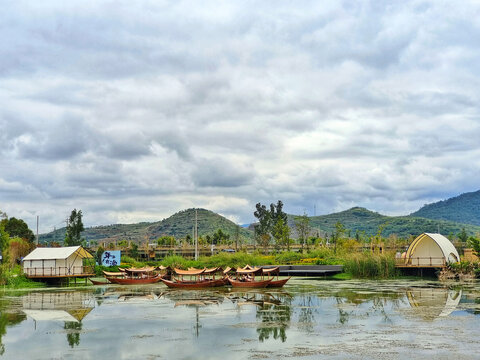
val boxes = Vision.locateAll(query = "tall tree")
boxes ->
[294,212,311,251]
[272,218,291,251]
[0,217,35,242]
[270,201,289,251]
[332,221,345,254]
[458,228,468,244]
[254,200,289,252]
[254,203,272,251]
[468,236,480,258]
[64,209,85,246]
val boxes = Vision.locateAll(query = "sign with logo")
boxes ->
[102,251,121,266]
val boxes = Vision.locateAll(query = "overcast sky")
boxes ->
[1,1,480,233]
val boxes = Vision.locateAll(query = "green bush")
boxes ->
[3,265,45,288]
[275,251,302,264]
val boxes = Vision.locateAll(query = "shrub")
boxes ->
[274,251,302,264]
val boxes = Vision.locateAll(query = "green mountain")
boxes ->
[411,190,480,226]
[145,208,252,241]
[39,208,253,245]
[39,191,480,245]
[304,207,480,239]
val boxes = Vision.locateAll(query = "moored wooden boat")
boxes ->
[106,274,163,285]
[266,277,291,288]
[227,277,272,288]
[262,267,291,288]
[160,278,219,288]
[160,267,228,288]
[228,267,273,288]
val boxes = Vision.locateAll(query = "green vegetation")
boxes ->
[64,209,85,246]
[0,217,35,242]
[344,253,397,278]
[254,201,290,251]
[1,265,44,289]
[411,190,480,226]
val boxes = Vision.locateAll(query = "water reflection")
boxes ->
[0,280,478,359]
[22,291,95,348]
[0,311,26,355]
[406,286,462,320]
[228,290,292,342]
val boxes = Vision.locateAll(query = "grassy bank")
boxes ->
[1,265,45,289]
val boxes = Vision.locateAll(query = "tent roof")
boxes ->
[406,233,460,262]
[23,246,93,261]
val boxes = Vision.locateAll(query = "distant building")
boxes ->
[401,233,460,267]
[22,246,94,279]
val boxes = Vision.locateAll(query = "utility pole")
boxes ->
[235,225,239,252]
[194,209,198,260]
[36,216,39,245]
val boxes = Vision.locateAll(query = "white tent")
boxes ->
[23,246,93,277]
[405,233,460,266]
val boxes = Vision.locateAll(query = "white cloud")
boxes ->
[1,0,480,232]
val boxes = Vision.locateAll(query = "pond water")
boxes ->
[0,279,479,359]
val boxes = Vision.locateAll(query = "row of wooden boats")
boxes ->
[90,265,290,289]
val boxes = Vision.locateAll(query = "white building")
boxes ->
[22,246,94,278]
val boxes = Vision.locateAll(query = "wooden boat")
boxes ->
[102,267,162,285]
[227,277,272,288]
[106,274,163,285]
[262,267,291,288]
[160,278,219,288]
[228,267,273,288]
[160,267,226,288]
[89,278,110,285]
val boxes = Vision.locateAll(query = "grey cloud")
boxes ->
[2,1,480,231]
[16,115,93,160]
[192,158,254,188]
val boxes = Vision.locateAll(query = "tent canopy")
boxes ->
[406,233,460,263]
[23,246,93,261]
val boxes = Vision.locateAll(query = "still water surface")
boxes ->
[0,279,479,359]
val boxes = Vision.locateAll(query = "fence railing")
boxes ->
[395,257,446,267]
[24,266,95,277]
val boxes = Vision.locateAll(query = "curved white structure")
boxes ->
[405,233,460,266]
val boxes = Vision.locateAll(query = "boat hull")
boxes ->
[227,277,272,288]
[106,275,163,285]
[266,277,291,288]
[160,278,220,289]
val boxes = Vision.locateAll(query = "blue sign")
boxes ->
[102,251,121,266]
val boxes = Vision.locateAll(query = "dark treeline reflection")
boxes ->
[231,291,292,342]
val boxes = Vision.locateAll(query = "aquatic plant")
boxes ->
[343,252,397,278]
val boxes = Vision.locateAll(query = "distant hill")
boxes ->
[411,190,480,226]
[145,208,253,241]
[304,207,480,238]
[39,208,253,245]
[39,194,480,245]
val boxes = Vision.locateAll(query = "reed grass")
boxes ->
[343,252,397,278]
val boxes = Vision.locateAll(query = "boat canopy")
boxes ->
[125,266,155,274]
[223,266,234,274]
[102,270,124,277]
[204,267,223,274]
[262,266,280,275]
[236,267,263,275]
[174,268,205,276]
